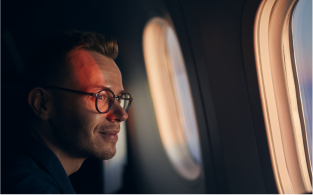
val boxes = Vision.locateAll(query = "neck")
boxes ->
[50,148,85,176]
[28,122,85,176]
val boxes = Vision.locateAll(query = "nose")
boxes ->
[105,100,128,122]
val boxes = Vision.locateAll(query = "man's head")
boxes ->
[27,31,130,161]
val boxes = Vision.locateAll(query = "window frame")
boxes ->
[142,17,202,180]
[254,0,312,193]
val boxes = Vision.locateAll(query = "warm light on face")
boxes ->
[51,49,127,161]
[143,17,201,180]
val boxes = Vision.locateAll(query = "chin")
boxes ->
[98,150,116,160]
[103,152,116,160]
[77,139,117,160]
[93,145,117,160]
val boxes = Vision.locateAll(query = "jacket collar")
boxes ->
[24,132,76,194]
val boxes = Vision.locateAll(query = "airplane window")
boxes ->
[143,17,201,180]
[103,121,127,193]
[292,0,312,166]
[165,26,201,164]
[254,0,312,193]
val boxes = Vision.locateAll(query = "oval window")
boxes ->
[143,17,201,180]
[292,0,312,167]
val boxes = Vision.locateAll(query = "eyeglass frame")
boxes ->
[42,86,133,114]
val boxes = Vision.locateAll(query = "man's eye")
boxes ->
[97,94,107,100]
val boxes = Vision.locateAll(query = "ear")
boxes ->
[28,87,51,120]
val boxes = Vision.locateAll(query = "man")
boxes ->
[2,31,132,193]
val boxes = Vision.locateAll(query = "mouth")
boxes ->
[98,131,119,140]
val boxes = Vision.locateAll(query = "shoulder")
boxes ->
[2,151,61,194]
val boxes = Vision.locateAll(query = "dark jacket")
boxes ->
[2,133,75,194]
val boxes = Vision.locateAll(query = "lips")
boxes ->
[99,131,119,140]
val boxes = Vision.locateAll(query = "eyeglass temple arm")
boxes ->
[43,86,96,97]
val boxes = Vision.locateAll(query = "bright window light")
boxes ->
[143,17,201,180]
[165,26,201,164]
[292,0,312,166]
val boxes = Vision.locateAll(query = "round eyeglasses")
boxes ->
[43,86,133,113]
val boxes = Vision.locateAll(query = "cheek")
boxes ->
[71,105,107,138]
[86,96,98,112]
[53,96,97,131]
[53,94,110,139]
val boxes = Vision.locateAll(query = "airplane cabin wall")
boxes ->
[2,0,279,193]
[115,0,277,193]
[177,0,277,193]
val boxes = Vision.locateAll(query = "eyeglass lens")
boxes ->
[96,90,131,113]
[119,93,132,112]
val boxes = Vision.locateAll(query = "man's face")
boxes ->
[49,49,128,160]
